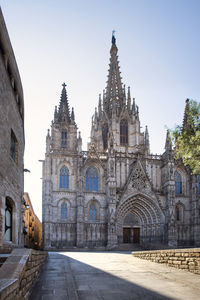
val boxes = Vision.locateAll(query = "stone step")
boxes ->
[117,243,143,251]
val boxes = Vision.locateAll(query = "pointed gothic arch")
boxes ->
[175,202,184,222]
[89,204,96,221]
[116,194,164,245]
[120,119,128,145]
[86,166,98,191]
[61,130,67,148]
[175,171,182,195]
[61,202,68,220]
[87,198,100,222]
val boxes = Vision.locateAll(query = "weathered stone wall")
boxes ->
[0,248,47,300]
[132,248,200,274]
[0,7,24,248]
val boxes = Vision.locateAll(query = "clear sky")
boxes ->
[1,0,200,220]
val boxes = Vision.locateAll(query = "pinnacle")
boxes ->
[56,83,71,123]
[182,98,190,131]
[104,35,124,117]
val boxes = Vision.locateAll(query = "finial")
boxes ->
[71,107,75,121]
[62,82,66,88]
[112,30,116,45]
[165,129,172,151]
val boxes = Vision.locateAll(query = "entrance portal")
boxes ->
[123,227,140,244]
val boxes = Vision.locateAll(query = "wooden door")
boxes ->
[123,228,131,243]
[133,228,140,243]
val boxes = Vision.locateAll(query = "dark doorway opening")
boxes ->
[133,228,140,243]
[123,227,140,244]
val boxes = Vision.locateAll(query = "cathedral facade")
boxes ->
[42,35,200,250]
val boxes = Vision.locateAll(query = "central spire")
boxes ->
[104,32,124,117]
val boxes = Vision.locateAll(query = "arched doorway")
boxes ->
[123,213,140,244]
[117,194,164,246]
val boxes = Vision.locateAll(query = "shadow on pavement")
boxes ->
[28,252,173,300]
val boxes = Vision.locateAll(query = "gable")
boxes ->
[120,157,163,210]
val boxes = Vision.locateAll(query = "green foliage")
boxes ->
[171,100,200,174]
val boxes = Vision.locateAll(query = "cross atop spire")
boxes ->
[62,82,67,88]
[112,30,116,45]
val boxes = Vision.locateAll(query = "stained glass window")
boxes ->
[90,204,96,221]
[86,166,98,191]
[61,130,67,148]
[175,171,182,195]
[120,119,128,145]
[60,166,69,188]
[61,202,67,219]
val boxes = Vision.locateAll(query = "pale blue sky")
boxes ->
[1,0,200,220]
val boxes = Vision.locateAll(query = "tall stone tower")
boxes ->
[42,83,81,249]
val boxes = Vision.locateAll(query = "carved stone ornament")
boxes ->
[132,167,147,190]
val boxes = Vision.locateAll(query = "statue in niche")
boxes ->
[110,160,114,175]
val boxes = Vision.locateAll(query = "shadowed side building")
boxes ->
[23,193,42,250]
[0,7,25,251]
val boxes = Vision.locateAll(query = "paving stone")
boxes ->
[28,251,200,300]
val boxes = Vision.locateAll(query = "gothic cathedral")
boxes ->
[42,35,200,250]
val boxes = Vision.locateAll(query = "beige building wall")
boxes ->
[23,193,42,250]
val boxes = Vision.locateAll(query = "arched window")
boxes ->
[102,124,108,150]
[90,204,96,221]
[5,198,12,241]
[197,175,200,195]
[176,205,180,221]
[86,166,98,191]
[120,119,128,146]
[61,202,67,220]
[60,166,69,188]
[175,171,182,195]
[175,204,183,222]
[61,130,67,148]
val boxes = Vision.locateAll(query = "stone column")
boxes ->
[106,153,118,249]
[76,158,84,247]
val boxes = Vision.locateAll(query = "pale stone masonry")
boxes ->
[42,34,200,250]
[132,248,200,275]
[0,8,25,250]
[0,248,47,299]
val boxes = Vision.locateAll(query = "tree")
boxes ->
[171,99,200,174]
